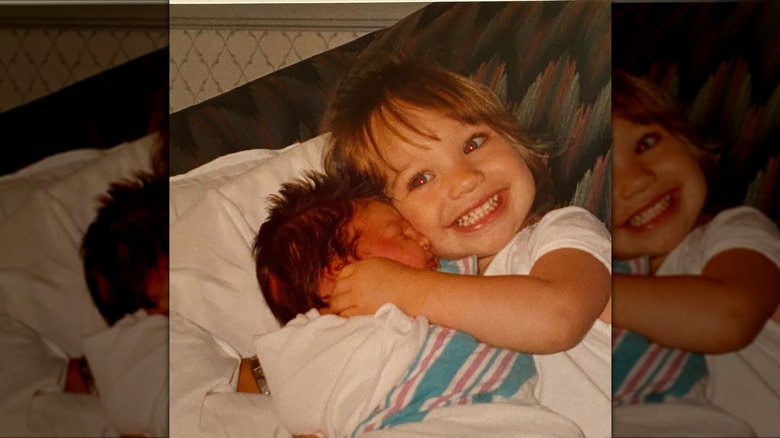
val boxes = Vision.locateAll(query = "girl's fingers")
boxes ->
[328,291,351,313]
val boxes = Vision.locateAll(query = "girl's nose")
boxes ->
[614,158,656,200]
[447,163,483,200]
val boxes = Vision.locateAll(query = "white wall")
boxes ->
[169,3,428,112]
[0,5,167,113]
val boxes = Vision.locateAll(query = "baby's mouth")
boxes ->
[454,194,500,228]
[626,193,672,229]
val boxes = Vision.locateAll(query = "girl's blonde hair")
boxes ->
[322,60,553,221]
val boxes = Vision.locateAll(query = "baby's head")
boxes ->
[323,60,552,265]
[612,71,718,262]
[82,173,169,326]
[254,171,436,325]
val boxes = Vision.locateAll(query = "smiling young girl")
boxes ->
[611,71,780,436]
[322,60,612,437]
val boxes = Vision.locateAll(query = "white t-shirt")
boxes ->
[656,206,780,276]
[658,206,780,437]
[484,206,612,438]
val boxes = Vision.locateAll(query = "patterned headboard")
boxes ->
[0,48,168,176]
[170,2,612,226]
[614,2,780,223]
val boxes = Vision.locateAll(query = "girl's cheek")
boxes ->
[393,201,427,232]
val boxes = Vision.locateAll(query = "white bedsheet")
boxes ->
[708,320,780,437]
[613,403,755,437]
[170,313,290,438]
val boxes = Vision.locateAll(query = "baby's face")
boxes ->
[352,201,438,270]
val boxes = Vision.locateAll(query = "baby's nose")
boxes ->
[404,225,431,250]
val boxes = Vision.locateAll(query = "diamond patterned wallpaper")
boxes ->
[0,27,167,113]
[169,28,368,113]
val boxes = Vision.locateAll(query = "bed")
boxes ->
[169,2,611,437]
[0,48,168,437]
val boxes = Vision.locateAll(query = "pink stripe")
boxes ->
[477,350,515,393]
[615,344,665,400]
[385,327,453,416]
[647,350,688,394]
[426,343,493,410]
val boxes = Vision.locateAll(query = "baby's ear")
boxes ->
[317,260,346,299]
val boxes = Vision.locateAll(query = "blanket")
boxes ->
[254,304,583,438]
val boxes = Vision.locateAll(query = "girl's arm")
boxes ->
[614,248,780,353]
[330,248,610,353]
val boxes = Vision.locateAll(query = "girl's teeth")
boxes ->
[456,195,499,227]
[629,194,671,228]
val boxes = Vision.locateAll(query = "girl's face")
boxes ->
[374,108,536,269]
[612,116,707,266]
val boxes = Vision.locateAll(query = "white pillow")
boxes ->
[0,135,156,355]
[0,149,104,223]
[169,133,328,356]
[169,148,280,224]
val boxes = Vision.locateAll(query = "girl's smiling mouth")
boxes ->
[623,191,677,231]
[452,191,505,230]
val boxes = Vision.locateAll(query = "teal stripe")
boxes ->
[664,353,707,399]
[632,348,674,401]
[350,325,444,436]
[461,348,503,399]
[613,330,708,405]
[493,353,535,398]
[612,330,652,394]
[381,330,480,427]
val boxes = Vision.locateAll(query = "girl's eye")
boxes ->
[636,133,658,154]
[408,172,433,190]
[463,136,485,154]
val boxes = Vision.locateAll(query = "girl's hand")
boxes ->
[329,258,420,317]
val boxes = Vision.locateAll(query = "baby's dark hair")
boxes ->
[81,172,168,326]
[254,170,387,325]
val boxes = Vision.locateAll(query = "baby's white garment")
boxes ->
[82,310,168,437]
[254,304,583,438]
[254,304,428,437]
[485,206,612,438]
